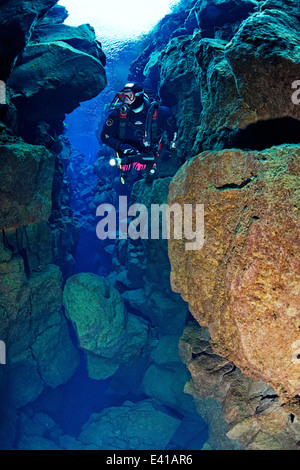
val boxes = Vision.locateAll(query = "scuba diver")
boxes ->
[100,82,178,184]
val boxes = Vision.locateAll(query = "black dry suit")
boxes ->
[100,97,178,164]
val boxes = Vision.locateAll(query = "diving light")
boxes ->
[109,157,122,167]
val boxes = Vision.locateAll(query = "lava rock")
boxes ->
[30,23,106,66]
[142,362,196,415]
[168,145,300,406]
[78,399,181,450]
[0,0,58,81]
[224,9,300,124]
[180,321,300,450]
[194,0,258,38]
[63,273,127,355]
[0,139,55,230]
[159,33,203,162]
[7,40,106,126]
[63,273,149,379]
[194,7,300,150]
[17,412,63,450]
[260,0,300,18]
[2,264,79,408]
[3,222,52,272]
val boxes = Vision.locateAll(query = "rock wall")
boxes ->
[0,1,107,448]
[158,0,300,450]
[0,1,208,451]
[0,0,58,82]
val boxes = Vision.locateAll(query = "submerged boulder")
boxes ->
[142,362,195,415]
[17,412,64,450]
[63,273,127,355]
[180,321,300,450]
[5,16,107,145]
[195,5,300,150]
[168,145,300,407]
[63,273,149,379]
[78,400,181,450]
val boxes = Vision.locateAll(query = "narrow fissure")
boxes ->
[215,176,256,191]
[222,117,300,151]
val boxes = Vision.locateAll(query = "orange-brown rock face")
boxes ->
[168,145,300,403]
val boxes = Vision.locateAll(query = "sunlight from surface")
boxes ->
[58,0,179,42]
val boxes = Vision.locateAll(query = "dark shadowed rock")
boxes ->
[194,0,258,37]
[260,0,300,18]
[180,321,300,450]
[0,0,58,81]
[37,4,69,26]
[30,23,106,66]
[0,137,55,230]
